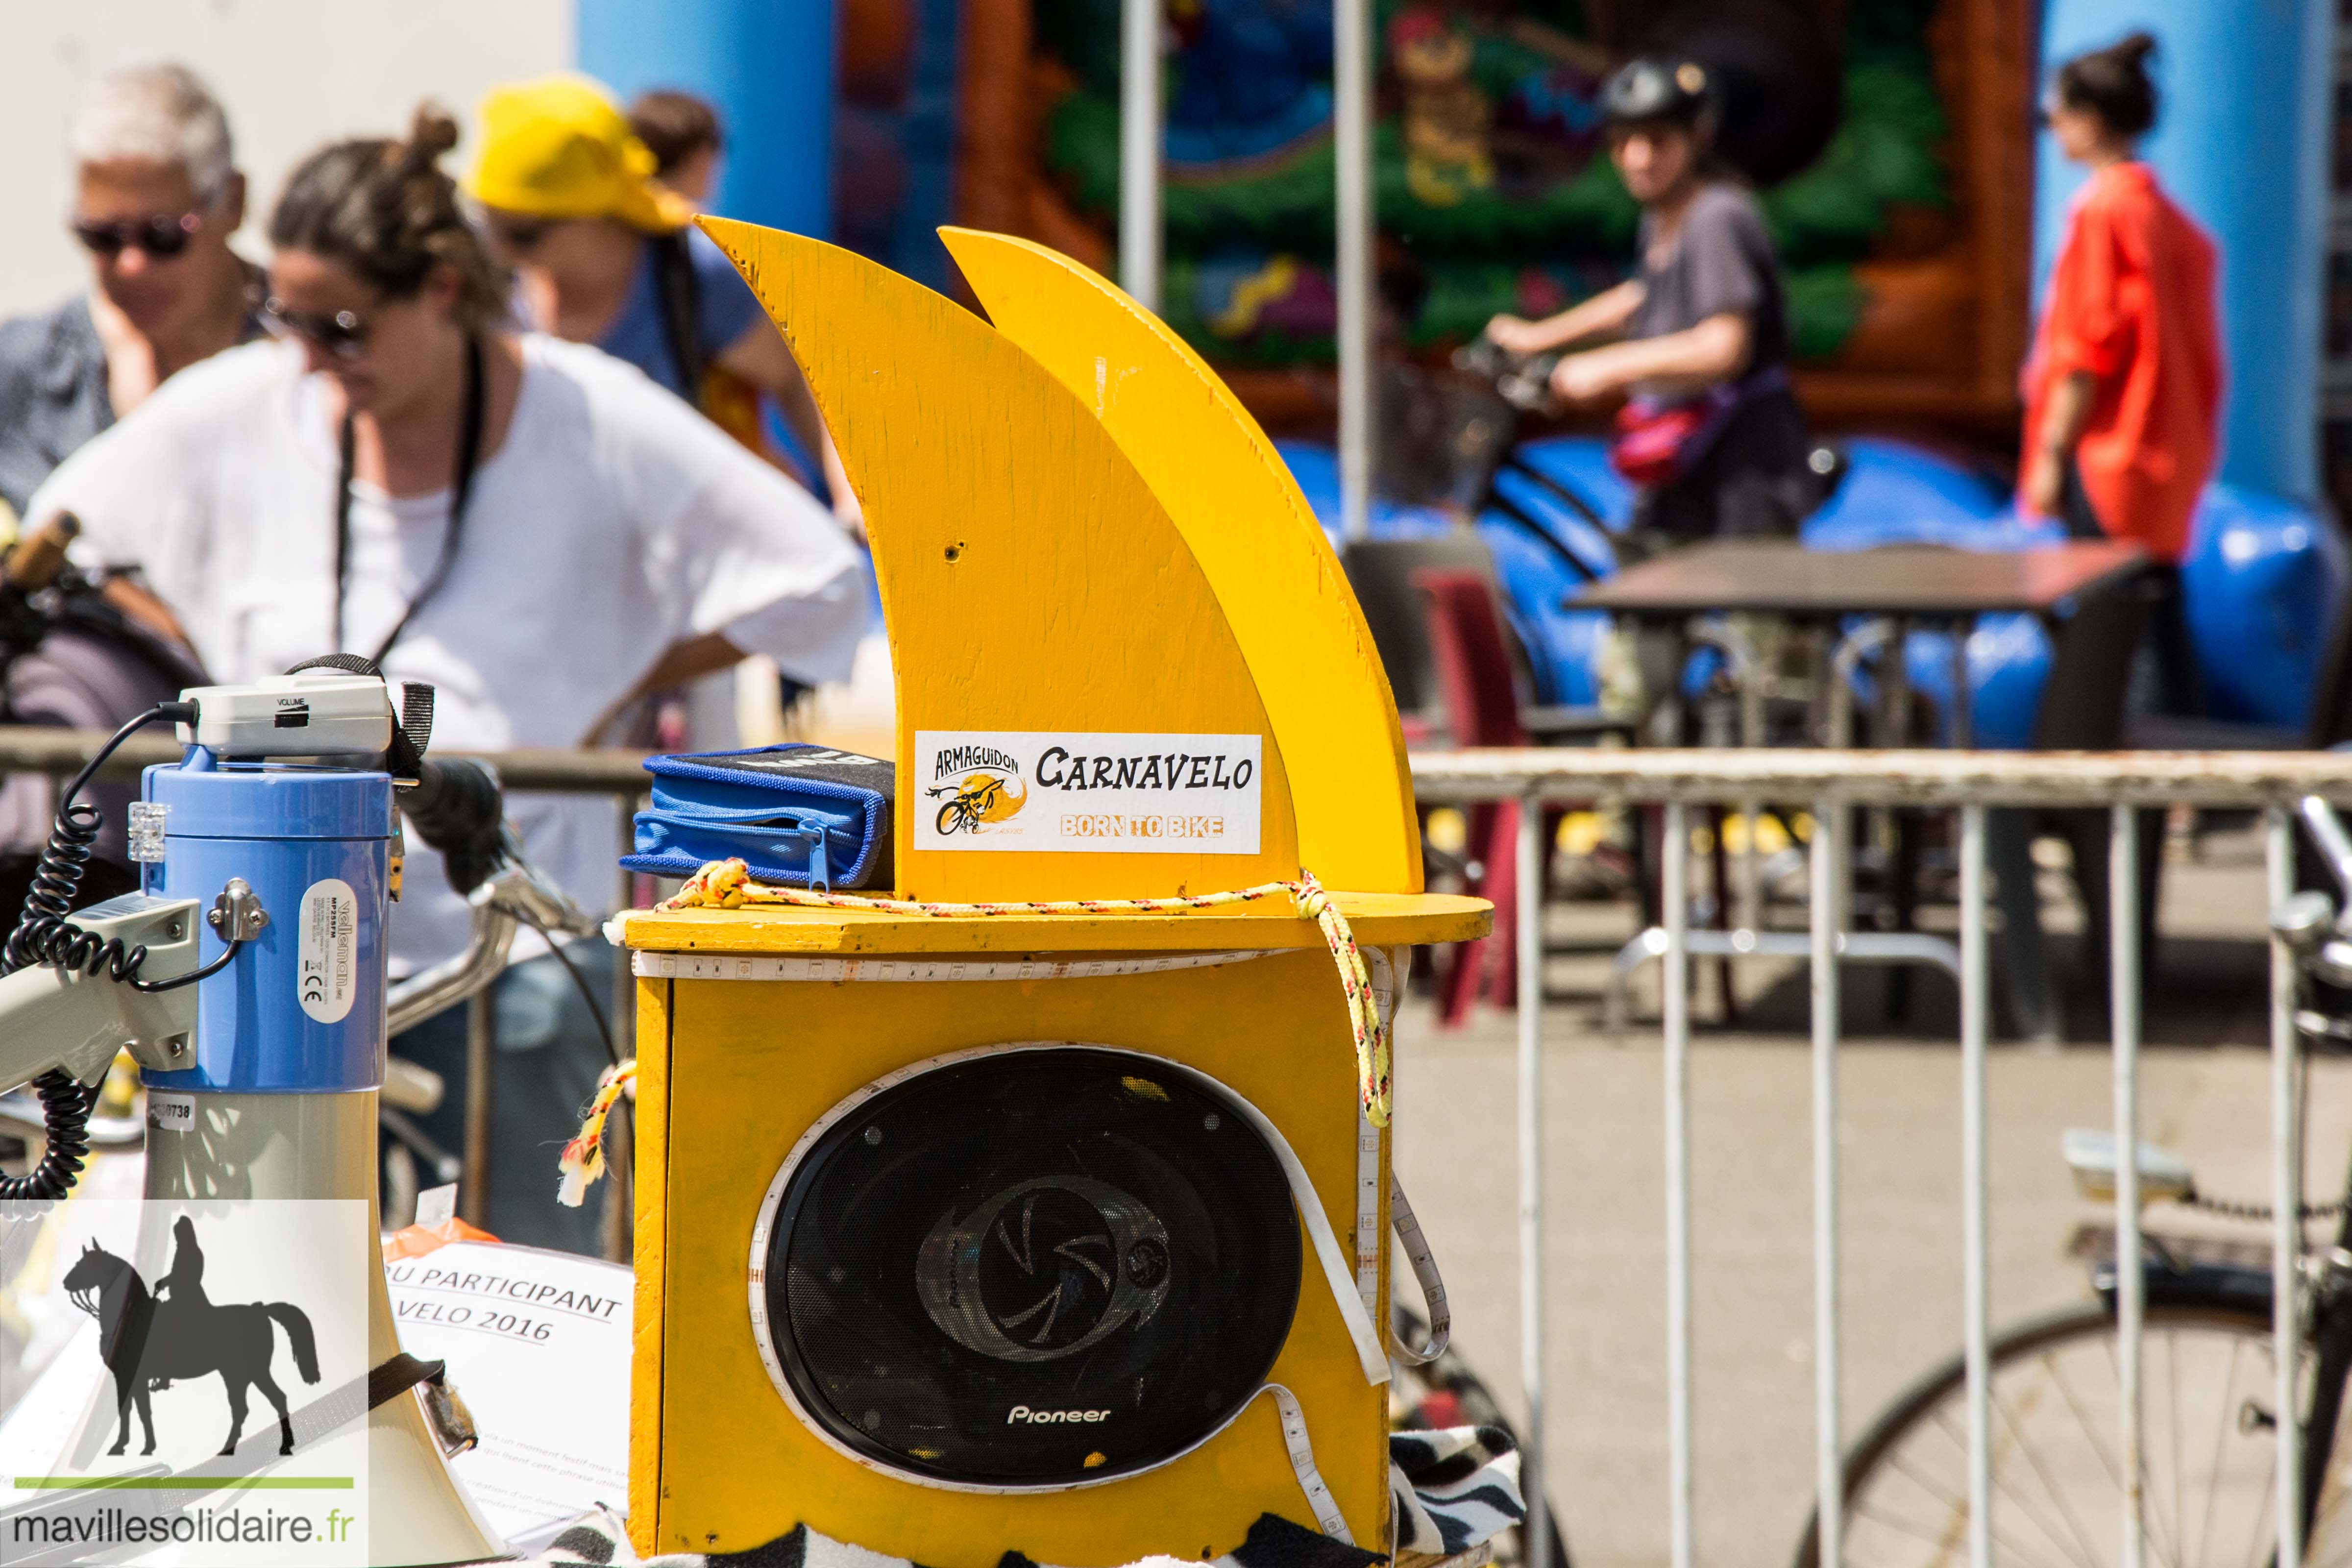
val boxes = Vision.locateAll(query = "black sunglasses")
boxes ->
[487,217,555,251]
[70,209,205,260]
[261,296,372,360]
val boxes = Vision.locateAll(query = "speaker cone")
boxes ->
[757,1046,1303,1487]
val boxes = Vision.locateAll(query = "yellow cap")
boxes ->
[465,75,695,233]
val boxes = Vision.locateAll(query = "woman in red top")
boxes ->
[1995,33,2223,1042]
[2023,31,2222,706]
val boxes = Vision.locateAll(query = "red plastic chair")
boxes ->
[1414,568,1733,1028]
[1412,568,1551,1026]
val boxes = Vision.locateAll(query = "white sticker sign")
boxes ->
[914,731,1263,855]
[297,878,359,1024]
[146,1091,195,1133]
[385,1240,632,1555]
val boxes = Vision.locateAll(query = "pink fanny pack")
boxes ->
[1608,367,1788,488]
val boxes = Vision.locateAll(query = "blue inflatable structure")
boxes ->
[1281,436,2344,744]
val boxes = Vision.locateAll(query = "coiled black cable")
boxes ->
[5,797,119,978]
[0,703,195,1200]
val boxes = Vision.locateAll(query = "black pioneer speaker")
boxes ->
[753,1046,1305,1488]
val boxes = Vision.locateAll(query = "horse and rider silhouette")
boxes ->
[61,1217,319,1458]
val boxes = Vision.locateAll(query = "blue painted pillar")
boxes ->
[2034,0,2334,502]
[577,0,838,240]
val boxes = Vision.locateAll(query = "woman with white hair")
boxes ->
[0,65,258,947]
[0,63,262,522]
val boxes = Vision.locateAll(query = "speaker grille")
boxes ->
[763,1047,1302,1486]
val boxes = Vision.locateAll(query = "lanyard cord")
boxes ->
[333,333,487,664]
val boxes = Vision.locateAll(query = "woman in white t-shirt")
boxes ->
[27,106,869,1250]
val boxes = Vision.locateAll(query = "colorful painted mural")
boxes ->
[960,0,2031,429]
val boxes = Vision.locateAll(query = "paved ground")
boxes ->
[1388,826,2352,1568]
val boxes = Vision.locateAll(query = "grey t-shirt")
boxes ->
[1624,181,1789,393]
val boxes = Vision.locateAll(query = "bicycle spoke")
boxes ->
[2088,1335,2188,1568]
[2235,1433,2278,1568]
[1854,1494,2077,1568]
[1905,1419,2097,1568]
[1931,1401,2100,1568]
[2193,1336,2247,1568]
[1993,1378,2112,1568]
[2166,1329,2190,1568]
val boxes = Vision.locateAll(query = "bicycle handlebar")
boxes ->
[2277,797,2352,993]
[384,841,599,1035]
[405,758,507,896]
[2302,796,2352,906]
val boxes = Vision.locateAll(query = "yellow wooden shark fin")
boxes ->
[940,228,1422,893]
[696,217,1301,902]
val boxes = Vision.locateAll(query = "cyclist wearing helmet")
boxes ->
[1485,55,1813,550]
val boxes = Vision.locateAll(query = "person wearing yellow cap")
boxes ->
[465,74,853,523]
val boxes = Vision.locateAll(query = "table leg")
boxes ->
[1948,614,1974,749]
[1883,619,1913,1022]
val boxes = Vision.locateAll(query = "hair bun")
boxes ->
[405,103,461,165]
[2116,30,2158,65]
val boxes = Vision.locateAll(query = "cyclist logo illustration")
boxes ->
[926,745,1028,837]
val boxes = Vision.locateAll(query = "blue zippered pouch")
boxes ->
[619,745,894,890]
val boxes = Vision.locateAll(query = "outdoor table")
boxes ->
[1568,538,2154,747]
[1568,538,2156,1026]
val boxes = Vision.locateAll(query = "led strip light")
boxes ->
[1258,1382,1351,1542]
[633,950,1270,983]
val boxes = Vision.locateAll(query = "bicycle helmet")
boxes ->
[1600,55,1720,130]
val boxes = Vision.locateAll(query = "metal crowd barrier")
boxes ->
[8,728,2344,1562]
[1405,747,2352,1568]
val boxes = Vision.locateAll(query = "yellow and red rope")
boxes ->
[557,859,1394,1204]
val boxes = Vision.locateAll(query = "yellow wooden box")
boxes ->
[620,222,1488,1562]
[625,899,1481,1562]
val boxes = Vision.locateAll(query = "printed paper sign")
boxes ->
[914,731,1262,855]
[0,1200,373,1565]
[385,1242,629,1555]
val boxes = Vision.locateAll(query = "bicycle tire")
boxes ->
[1789,1296,2322,1568]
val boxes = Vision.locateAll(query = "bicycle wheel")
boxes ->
[1792,1298,2327,1568]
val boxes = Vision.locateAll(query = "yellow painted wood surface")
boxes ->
[698,219,1301,903]
[627,978,673,1558]
[942,230,1422,895]
[647,955,1390,1564]
[616,890,1487,955]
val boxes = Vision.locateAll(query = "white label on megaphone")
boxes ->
[296,880,358,1024]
